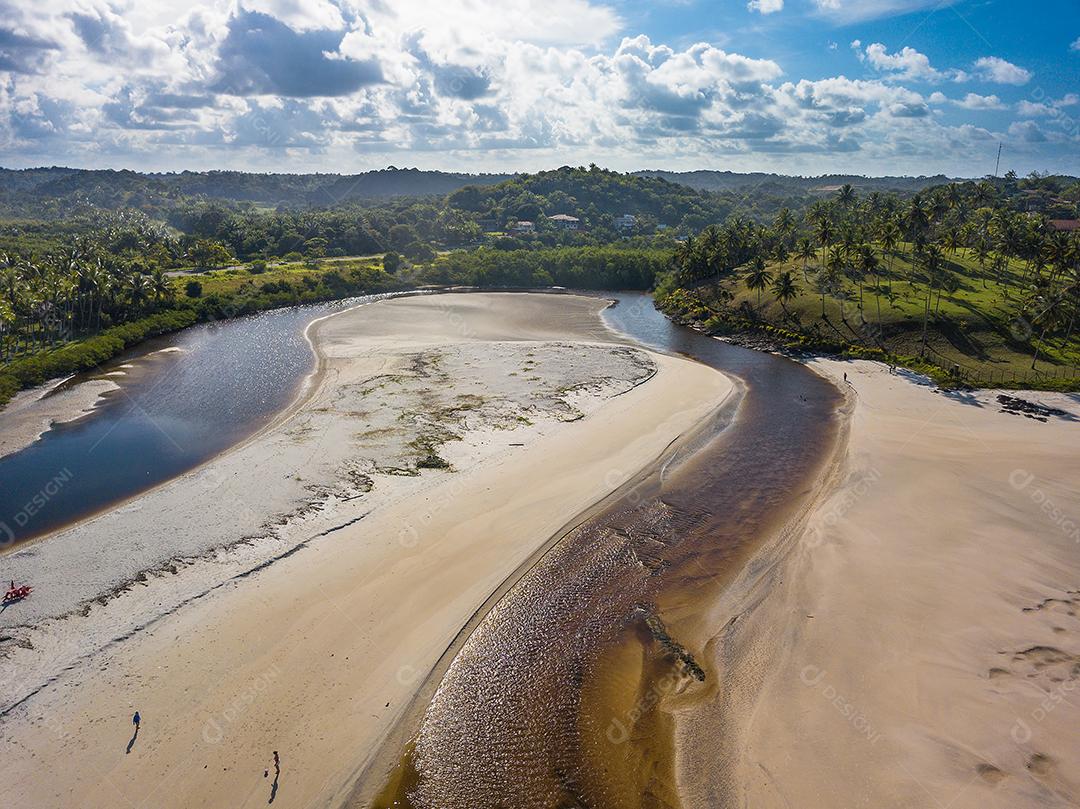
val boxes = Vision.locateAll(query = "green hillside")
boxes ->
[657,176,1080,390]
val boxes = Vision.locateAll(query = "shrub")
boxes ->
[0,373,19,408]
[185,280,203,298]
[3,310,198,388]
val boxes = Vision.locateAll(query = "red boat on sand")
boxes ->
[3,583,32,604]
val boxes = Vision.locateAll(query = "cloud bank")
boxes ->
[0,0,1073,175]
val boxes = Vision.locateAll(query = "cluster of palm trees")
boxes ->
[0,244,174,360]
[671,181,1080,362]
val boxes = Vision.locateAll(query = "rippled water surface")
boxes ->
[0,296,384,544]
[373,292,843,809]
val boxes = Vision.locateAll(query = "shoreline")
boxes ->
[1,292,732,809]
[712,358,1080,808]
[0,293,405,555]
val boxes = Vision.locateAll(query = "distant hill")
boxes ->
[4,165,1075,228]
[633,170,954,195]
[447,166,732,229]
[0,167,514,214]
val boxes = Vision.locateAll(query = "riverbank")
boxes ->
[706,359,1080,808]
[0,375,121,460]
[655,287,1080,393]
[0,293,731,808]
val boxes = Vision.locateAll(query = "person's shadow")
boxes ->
[268,768,279,804]
[126,725,139,754]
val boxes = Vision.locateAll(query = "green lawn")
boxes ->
[172,257,385,298]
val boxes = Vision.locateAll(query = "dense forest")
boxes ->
[1,165,1079,406]
[0,165,964,248]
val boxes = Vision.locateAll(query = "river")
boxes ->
[366,290,844,808]
[0,295,391,546]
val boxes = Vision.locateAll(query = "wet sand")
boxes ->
[0,376,120,460]
[0,293,731,808]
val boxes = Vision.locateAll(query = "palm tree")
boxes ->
[1058,271,1080,349]
[1030,292,1067,370]
[773,208,795,246]
[815,216,834,266]
[699,225,723,282]
[878,221,900,294]
[128,273,150,312]
[943,228,963,255]
[796,237,815,283]
[858,246,881,326]
[825,246,847,319]
[905,196,930,260]
[149,269,173,304]
[745,257,773,310]
[771,270,799,318]
[674,235,698,282]
[918,244,944,355]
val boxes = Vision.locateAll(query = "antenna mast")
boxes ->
[994,142,1003,177]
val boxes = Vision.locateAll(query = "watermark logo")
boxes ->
[799,664,884,744]
[806,467,882,548]
[201,664,281,744]
[1009,468,1079,544]
[606,668,696,745]
[2,467,74,545]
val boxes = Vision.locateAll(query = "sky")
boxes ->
[0,0,1077,177]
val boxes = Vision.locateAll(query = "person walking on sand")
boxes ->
[126,711,142,754]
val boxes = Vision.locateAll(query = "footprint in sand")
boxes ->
[1022,596,1079,618]
[975,762,1007,785]
[1026,752,1054,777]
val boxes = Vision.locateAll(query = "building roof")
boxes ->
[549,214,580,221]
[1050,219,1080,231]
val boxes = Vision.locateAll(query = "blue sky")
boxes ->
[0,0,1077,176]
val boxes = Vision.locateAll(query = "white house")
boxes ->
[614,214,636,232]
[510,220,535,234]
[549,214,581,231]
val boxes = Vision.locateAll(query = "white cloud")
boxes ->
[0,0,1072,176]
[1071,37,1080,52]
[857,42,965,82]
[811,0,959,23]
[747,0,784,14]
[953,92,1004,110]
[1017,94,1080,118]
[973,56,1032,85]
[861,43,939,81]
[1009,120,1047,142]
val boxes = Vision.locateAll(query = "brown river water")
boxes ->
[362,292,844,809]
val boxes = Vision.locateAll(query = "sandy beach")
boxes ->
[0,293,731,808]
[7,294,1079,809]
[697,359,1080,809]
[0,375,121,460]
